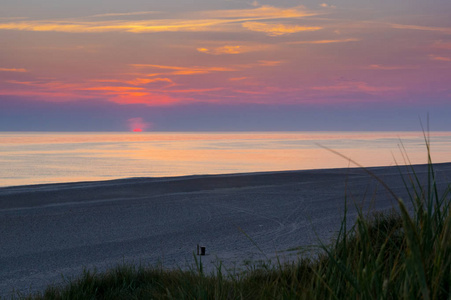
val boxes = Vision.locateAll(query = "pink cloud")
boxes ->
[367,64,414,70]
[432,41,451,50]
[429,55,451,62]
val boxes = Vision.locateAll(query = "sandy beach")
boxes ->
[1,163,450,297]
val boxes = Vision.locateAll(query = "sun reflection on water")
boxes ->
[1,131,450,187]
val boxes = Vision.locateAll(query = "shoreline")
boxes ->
[1,162,451,212]
[0,162,449,209]
[1,162,450,297]
[2,160,451,190]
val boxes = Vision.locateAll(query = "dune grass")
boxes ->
[20,146,451,299]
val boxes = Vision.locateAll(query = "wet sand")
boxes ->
[1,163,450,297]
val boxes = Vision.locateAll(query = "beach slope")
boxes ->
[1,163,450,297]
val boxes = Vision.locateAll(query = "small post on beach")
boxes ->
[197,244,206,255]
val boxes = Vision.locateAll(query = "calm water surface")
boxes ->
[1,131,450,187]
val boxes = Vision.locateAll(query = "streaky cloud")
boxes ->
[288,38,359,44]
[87,11,162,18]
[0,5,318,34]
[242,22,321,36]
[130,64,237,75]
[429,55,451,62]
[163,88,224,94]
[83,86,145,92]
[126,78,175,86]
[312,81,400,94]
[390,23,451,34]
[0,67,28,72]
[432,41,451,49]
[197,44,267,55]
[258,60,282,66]
[367,64,415,70]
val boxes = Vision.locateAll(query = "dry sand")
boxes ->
[1,163,450,297]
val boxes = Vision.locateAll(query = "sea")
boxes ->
[1,131,451,188]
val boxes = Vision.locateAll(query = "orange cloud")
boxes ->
[164,88,224,94]
[91,79,122,83]
[89,11,161,18]
[4,76,184,105]
[289,38,359,44]
[258,60,282,66]
[5,80,34,85]
[0,19,223,33]
[242,22,321,36]
[229,77,248,81]
[83,86,145,93]
[320,3,336,8]
[197,44,268,55]
[198,5,315,19]
[172,70,211,75]
[131,64,236,75]
[80,86,156,100]
[6,80,86,92]
[130,61,281,78]
[110,92,182,106]
[197,45,242,55]
[126,77,174,86]
[0,67,27,72]
[0,5,317,34]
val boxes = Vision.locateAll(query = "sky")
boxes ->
[0,0,450,131]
